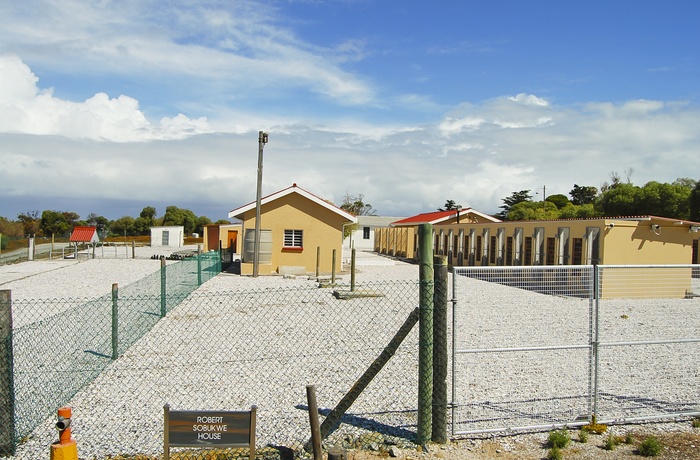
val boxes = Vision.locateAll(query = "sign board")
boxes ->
[164,404,256,460]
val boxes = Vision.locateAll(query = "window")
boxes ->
[363,227,370,239]
[284,229,303,248]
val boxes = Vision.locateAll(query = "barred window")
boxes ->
[363,227,370,239]
[284,229,303,248]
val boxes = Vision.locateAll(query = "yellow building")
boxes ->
[376,214,700,298]
[227,184,357,275]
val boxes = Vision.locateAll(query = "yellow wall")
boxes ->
[374,217,699,298]
[238,193,350,275]
[203,224,242,252]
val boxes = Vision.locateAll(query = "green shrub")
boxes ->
[692,417,700,428]
[578,429,589,443]
[602,434,619,451]
[638,436,662,457]
[547,429,571,449]
[547,446,563,460]
[625,432,634,444]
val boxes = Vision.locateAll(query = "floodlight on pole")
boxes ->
[253,131,268,278]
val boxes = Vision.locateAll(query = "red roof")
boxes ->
[391,208,502,227]
[391,210,457,226]
[70,226,99,243]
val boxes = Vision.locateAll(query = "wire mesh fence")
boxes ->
[1,267,421,459]
[2,258,699,458]
[451,264,700,436]
[0,252,220,457]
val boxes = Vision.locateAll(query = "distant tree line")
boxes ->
[0,206,228,245]
[495,175,700,222]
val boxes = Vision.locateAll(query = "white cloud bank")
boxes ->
[1,56,699,221]
[0,55,211,141]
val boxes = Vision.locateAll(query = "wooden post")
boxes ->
[132,240,135,259]
[417,223,434,444]
[111,284,119,360]
[0,290,16,456]
[318,308,419,440]
[432,255,448,443]
[316,247,320,278]
[306,385,322,460]
[331,249,336,284]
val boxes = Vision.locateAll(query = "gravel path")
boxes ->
[0,254,697,459]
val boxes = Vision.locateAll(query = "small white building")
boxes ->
[150,226,184,247]
[343,216,405,251]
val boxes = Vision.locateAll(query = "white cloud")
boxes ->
[0,55,211,141]
[1,58,699,221]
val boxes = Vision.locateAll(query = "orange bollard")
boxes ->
[50,407,78,460]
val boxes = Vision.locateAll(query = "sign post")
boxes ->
[164,405,256,460]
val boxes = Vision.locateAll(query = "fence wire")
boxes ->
[2,268,420,459]
[2,252,219,457]
[451,264,700,436]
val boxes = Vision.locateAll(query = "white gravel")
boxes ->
[0,253,697,459]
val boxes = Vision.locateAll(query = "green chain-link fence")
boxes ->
[1,252,220,457]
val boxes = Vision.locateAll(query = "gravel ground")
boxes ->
[0,252,697,459]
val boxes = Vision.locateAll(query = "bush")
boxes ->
[692,417,700,428]
[603,434,620,451]
[547,429,571,449]
[638,436,662,457]
[578,429,589,443]
[547,446,563,460]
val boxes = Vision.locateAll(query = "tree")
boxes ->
[195,216,212,235]
[546,194,570,209]
[569,184,598,205]
[340,193,376,216]
[507,200,558,221]
[40,210,70,237]
[438,199,460,211]
[110,216,136,236]
[0,217,24,239]
[595,182,641,216]
[690,181,700,222]
[17,211,40,236]
[62,211,80,229]
[496,190,532,220]
[162,206,197,235]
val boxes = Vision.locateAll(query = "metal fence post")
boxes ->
[197,246,202,286]
[111,284,119,360]
[316,246,320,278]
[350,248,356,292]
[592,263,601,422]
[331,249,336,285]
[417,223,434,444]
[432,255,448,443]
[0,290,16,456]
[160,256,167,317]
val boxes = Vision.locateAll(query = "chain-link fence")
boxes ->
[451,264,700,436]
[1,262,421,459]
[0,252,220,457]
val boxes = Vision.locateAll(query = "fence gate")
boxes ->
[451,265,596,435]
[450,264,700,436]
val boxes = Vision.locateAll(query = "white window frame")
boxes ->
[284,229,303,248]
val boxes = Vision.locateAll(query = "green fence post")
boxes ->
[197,246,202,286]
[0,290,16,456]
[160,256,167,317]
[432,255,448,443]
[111,283,119,360]
[350,248,356,292]
[417,223,434,444]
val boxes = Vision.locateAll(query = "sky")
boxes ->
[1,0,699,223]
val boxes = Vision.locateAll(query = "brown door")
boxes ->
[228,230,238,253]
[207,227,220,252]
